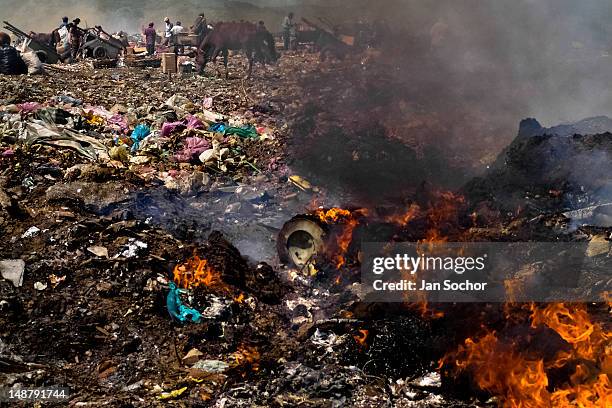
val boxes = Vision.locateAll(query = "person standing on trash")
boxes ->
[58,17,70,49]
[282,12,295,50]
[144,22,157,56]
[170,21,185,54]
[163,17,173,46]
[191,13,208,44]
[68,18,83,60]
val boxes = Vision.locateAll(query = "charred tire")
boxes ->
[35,50,47,63]
[92,46,107,59]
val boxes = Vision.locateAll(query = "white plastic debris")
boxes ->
[34,281,47,291]
[117,239,148,258]
[21,226,40,238]
[0,259,25,287]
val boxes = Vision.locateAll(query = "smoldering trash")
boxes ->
[0,1,610,407]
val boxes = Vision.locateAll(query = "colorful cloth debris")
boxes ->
[208,123,258,138]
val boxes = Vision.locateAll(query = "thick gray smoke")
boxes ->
[3,0,612,126]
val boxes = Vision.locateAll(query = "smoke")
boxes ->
[282,0,612,202]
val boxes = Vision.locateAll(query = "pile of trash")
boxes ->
[0,89,278,185]
[0,42,609,407]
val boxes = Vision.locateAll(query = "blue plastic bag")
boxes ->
[130,124,151,152]
[166,282,202,323]
[208,122,226,133]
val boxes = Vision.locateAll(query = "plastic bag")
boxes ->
[21,51,43,75]
[166,282,202,323]
[130,124,151,152]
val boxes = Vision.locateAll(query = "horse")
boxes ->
[196,21,278,78]
[29,28,61,49]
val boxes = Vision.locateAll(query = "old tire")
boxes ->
[92,46,107,59]
[35,50,47,63]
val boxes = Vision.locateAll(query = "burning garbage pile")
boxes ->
[277,189,472,279]
[0,10,610,406]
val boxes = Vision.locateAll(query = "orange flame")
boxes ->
[173,255,220,289]
[530,303,609,368]
[385,203,421,225]
[333,216,359,269]
[314,207,353,223]
[353,329,369,348]
[442,332,550,407]
[313,207,367,270]
[411,302,445,319]
[441,303,611,407]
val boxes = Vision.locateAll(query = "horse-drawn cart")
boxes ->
[3,21,61,63]
[174,33,201,48]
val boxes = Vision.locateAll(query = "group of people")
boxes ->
[142,14,208,56]
[59,16,83,59]
[142,12,298,57]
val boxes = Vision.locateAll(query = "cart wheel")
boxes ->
[93,46,107,59]
[35,51,47,63]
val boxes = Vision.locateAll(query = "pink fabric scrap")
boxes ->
[2,149,15,157]
[161,121,185,137]
[17,102,42,113]
[108,114,128,133]
[173,136,210,162]
[186,115,205,130]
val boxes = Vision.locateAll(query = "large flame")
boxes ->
[313,207,367,270]
[441,303,611,407]
[530,303,608,363]
[173,255,220,289]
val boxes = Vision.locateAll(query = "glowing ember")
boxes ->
[232,345,260,372]
[353,329,369,348]
[173,255,220,289]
